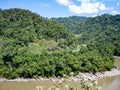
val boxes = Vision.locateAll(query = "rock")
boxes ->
[36,86,45,90]
[70,72,74,76]
[95,86,102,90]
[48,86,60,90]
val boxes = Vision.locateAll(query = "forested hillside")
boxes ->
[0,9,115,79]
[51,16,87,33]
[76,14,120,56]
[52,14,120,56]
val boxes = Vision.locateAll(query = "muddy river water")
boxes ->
[98,56,120,90]
[0,57,120,90]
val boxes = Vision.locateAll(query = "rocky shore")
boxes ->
[0,68,120,82]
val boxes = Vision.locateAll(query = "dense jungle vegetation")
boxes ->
[52,14,120,56]
[0,8,115,79]
[51,16,87,33]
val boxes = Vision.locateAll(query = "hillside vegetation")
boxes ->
[76,14,120,56]
[0,9,115,79]
[51,16,87,33]
[52,14,120,56]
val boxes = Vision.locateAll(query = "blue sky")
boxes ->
[0,0,120,18]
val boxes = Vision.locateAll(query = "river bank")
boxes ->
[0,68,120,82]
[1,56,120,82]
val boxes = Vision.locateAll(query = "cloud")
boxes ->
[55,0,112,14]
[92,14,97,17]
[69,2,99,14]
[69,1,110,14]
[40,3,50,7]
[55,0,70,6]
[112,10,120,15]
[77,0,90,2]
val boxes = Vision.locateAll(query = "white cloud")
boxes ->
[99,3,109,10]
[55,0,70,6]
[40,3,50,7]
[77,0,97,3]
[69,2,99,14]
[92,14,97,17]
[77,0,90,2]
[56,0,112,14]
[112,10,120,15]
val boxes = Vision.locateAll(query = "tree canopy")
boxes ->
[52,14,120,56]
[0,9,115,79]
[51,16,87,33]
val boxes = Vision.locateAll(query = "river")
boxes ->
[98,56,120,90]
[0,57,120,90]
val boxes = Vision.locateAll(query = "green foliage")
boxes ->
[51,16,87,33]
[0,9,115,79]
[76,14,120,56]
[52,14,120,56]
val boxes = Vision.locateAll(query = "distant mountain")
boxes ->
[51,16,87,33]
[52,14,120,56]
[75,14,120,56]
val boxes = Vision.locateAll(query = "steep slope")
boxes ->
[0,8,76,47]
[0,8,77,78]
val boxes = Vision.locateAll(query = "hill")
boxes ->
[76,14,120,56]
[0,9,115,79]
[52,14,120,56]
[51,16,87,33]
[0,8,78,78]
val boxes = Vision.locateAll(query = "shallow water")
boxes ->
[98,57,120,90]
[102,75,120,90]
[0,81,82,90]
[0,57,120,90]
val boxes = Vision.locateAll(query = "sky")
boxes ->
[0,0,120,18]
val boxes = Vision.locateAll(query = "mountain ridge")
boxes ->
[51,14,120,56]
